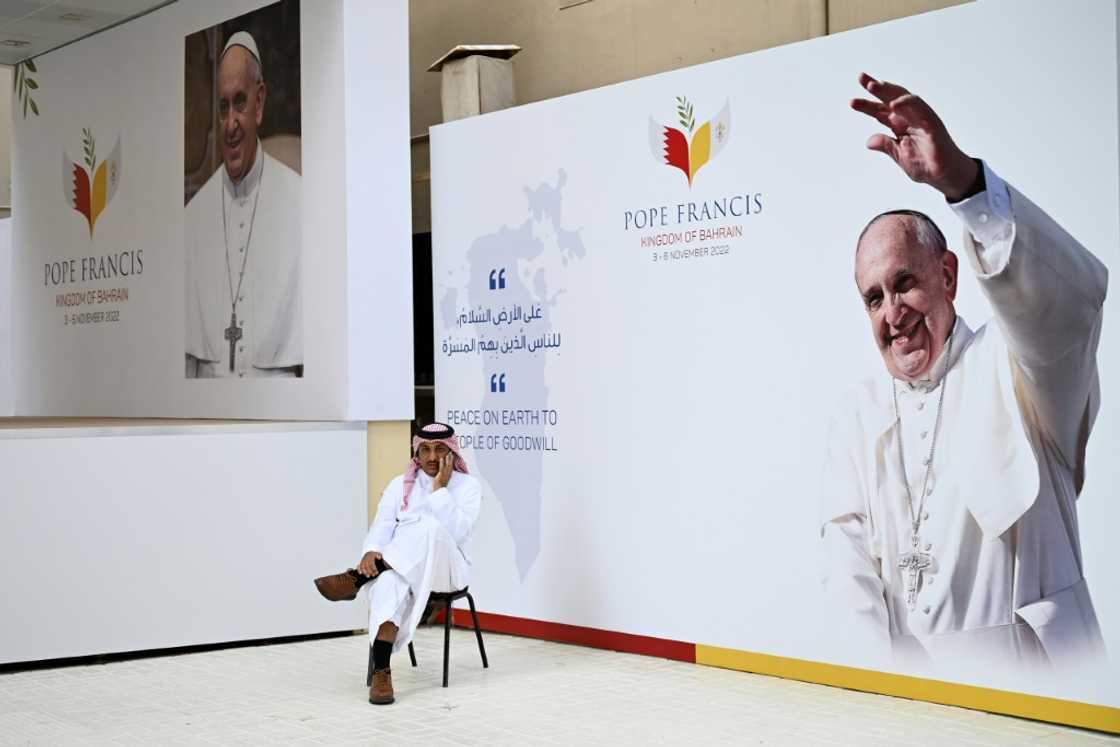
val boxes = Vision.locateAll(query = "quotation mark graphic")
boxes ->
[489,268,506,291]
[489,373,507,393]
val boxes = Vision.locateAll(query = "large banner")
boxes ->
[7,0,413,419]
[432,0,1119,712]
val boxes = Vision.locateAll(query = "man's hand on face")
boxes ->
[850,73,979,202]
[433,452,453,491]
[358,551,383,578]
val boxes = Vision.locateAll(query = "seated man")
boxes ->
[315,422,482,705]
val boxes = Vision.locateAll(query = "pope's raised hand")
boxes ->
[851,73,978,201]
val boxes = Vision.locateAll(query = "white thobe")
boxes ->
[184,143,302,378]
[820,163,1108,677]
[362,470,481,652]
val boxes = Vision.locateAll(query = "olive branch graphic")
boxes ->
[676,95,695,133]
[14,58,40,118]
[82,127,96,171]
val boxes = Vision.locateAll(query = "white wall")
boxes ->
[0,219,10,416]
[344,0,415,419]
[0,422,368,665]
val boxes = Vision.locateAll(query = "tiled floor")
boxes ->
[0,628,1115,746]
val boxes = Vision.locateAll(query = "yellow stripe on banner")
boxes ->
[695,644,1120,735]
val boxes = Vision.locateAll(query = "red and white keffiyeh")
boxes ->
[401,422,469,510]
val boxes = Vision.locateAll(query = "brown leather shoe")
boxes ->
[369,668,394,705]
[314,569,366,602]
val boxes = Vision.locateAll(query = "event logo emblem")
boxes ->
[649,96,730,187]
[63,128,121,236]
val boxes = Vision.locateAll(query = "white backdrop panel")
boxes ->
[0,219,10,416]
[0,423,367,664]
[432,0,1119,707]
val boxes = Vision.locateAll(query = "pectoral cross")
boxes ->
[898,534,932,611]
[224,312,243,372]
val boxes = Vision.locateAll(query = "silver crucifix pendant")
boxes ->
[898,533,932,611]
[224,311,243,373]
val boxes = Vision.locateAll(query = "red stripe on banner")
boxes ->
[443,608,696,663]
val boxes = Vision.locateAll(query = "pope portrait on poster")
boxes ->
[183,0,303,379]
[818,74,1109,677]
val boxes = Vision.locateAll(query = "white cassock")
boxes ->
[362,470,482,653]
[184,143,302,378]
[820,162,1108,677]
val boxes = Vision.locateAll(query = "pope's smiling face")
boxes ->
[217,45,265,184]
[855,214,958,383]
[417,441,451,478]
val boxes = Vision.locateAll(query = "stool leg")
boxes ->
[442,601,452,687]
[466,592,489,669]
[408,641,417,667]
[366,643,374,686]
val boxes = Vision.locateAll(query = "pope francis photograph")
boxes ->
[818,74,1108,675]
[184,18,303,379]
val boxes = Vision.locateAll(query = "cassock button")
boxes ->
[917,401,925,410]
[239,247,244,253]
[927,577,934,586]
[922,511,929,520]
[923,605,931,615]
[920,430,928,439]
[922,457,931,466]
[979,213,989,224]
[924,543,932,551]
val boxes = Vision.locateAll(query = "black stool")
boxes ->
[366,587,489,688]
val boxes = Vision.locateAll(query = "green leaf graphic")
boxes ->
[13,60,42,119]
[82,128,96,170]
[676,95,696,133]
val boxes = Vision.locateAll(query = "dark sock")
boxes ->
[373,639,392,670]
[351,558,391,586]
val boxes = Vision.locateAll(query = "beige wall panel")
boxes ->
[367,420,412,520]
[512,0,638,107]
[410,1,509,135]
[410,0,826,137]
[828,0,970,34]
[411,138,431,233]
[628,0,824,80]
